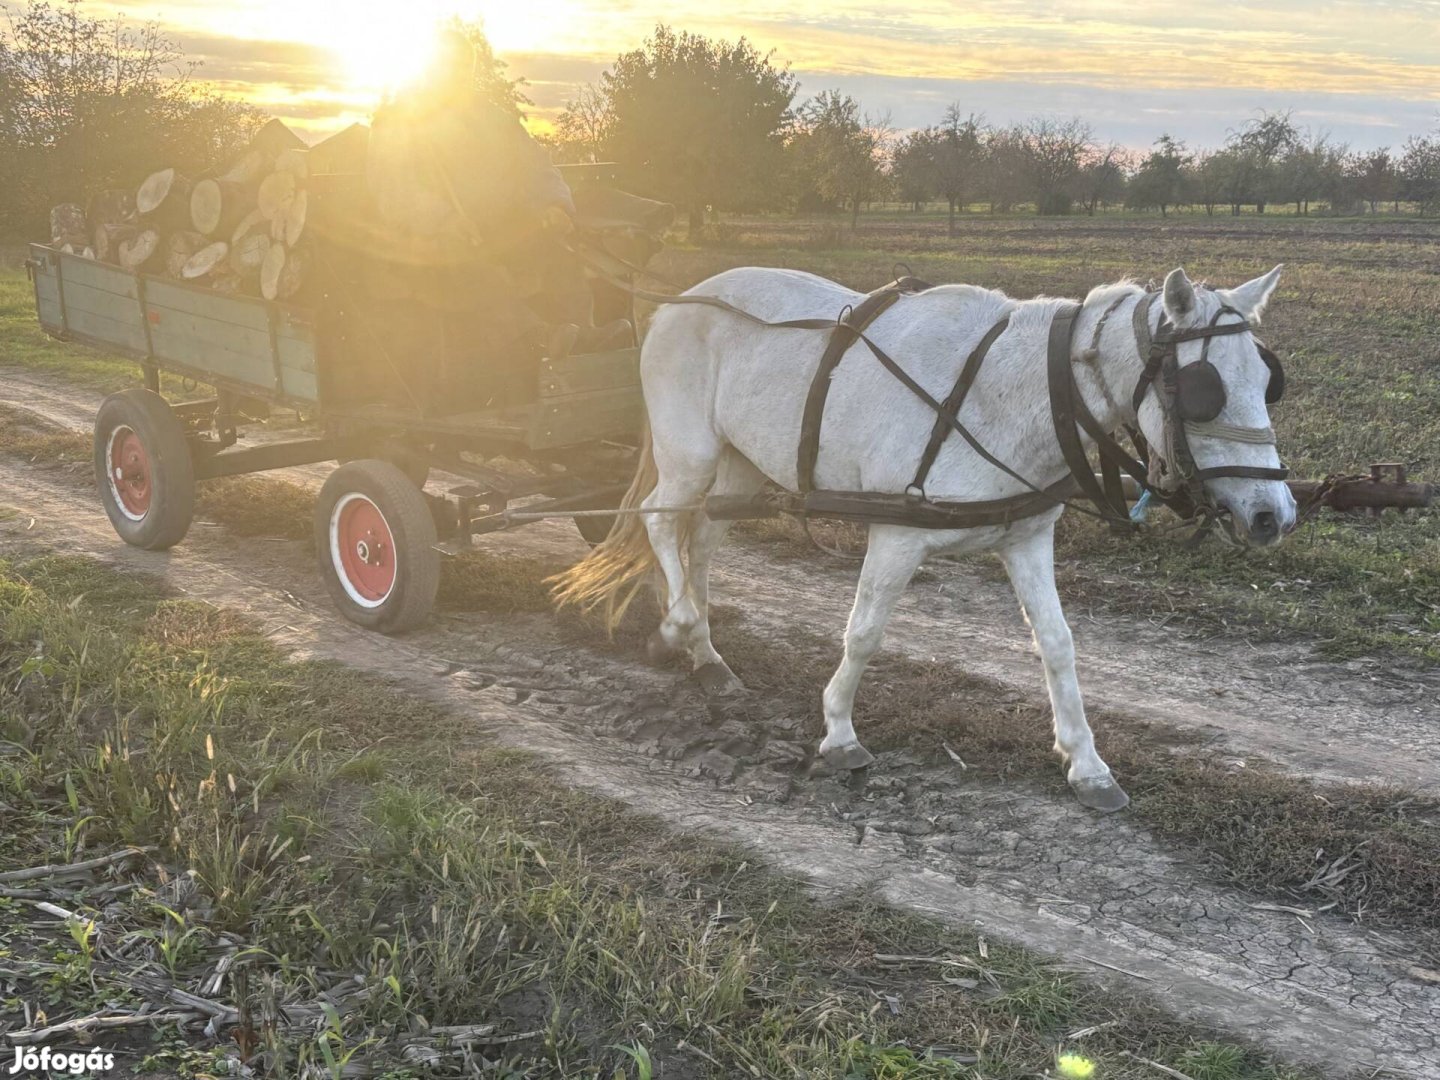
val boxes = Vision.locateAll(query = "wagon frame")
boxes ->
[27,227,644,632]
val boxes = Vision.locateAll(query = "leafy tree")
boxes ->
[930,106,985,234]
[1186,150,1230,217]
[0,0,264,237]
[442,15,530,118]
[598,25,796,236]
[1400,134,1440,215]
[980,126,1027,213]
[1227,109,1300,213]
[889,128,935,210]
[1350,148,1397,214]
[791,90,889,229]
[1126,134,1189,217]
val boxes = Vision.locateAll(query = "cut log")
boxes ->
[50,203,88,249]
[230,208,268,247]
[164,231,209,278]
[86,189,136,230]
[283,189,308,247]
[219,149,268,185]
[229,231,271,277]
[191,178,253,237]
[274,148,308,179]
[210,269,247,295]
[259,242,287,301]
[93,223,137,264]
[277,246,306,300]
[136,169,194,229]
[118,227,162,272]
[181,241,230,281]
[257,171,298,221]
[308,123,368,175]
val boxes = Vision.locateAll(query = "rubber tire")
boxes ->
[337,447,429,489]
[93,388,195,550]
[315,459,440,634]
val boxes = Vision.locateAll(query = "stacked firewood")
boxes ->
[47,119,339,303]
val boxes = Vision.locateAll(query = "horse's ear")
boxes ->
[1162,267,1198,326]
[1220,264,1283,325]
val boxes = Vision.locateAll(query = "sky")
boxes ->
[17,0,1440,150]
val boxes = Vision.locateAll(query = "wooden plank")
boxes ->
[61,305,150,355]
[146,305,272,361]
[58,280,143,325]
[143,279,271,332]
[276,336,316,376]
[277,367,319,402]
[55,253,139,299]
[148,317,276,392]
[539,348,640,397]
[529,386,642,449]
[33,273,63,332]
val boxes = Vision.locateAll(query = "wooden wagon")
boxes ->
[26,180,645,633]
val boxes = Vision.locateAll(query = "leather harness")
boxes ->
[574,246,1287,532]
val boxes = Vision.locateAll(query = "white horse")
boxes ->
[553,265,1294,811]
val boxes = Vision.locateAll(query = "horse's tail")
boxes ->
[549,423,683,632]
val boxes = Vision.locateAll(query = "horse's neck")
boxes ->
[1067,292,1146,436]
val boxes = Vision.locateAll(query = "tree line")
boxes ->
[554,26,1440,235]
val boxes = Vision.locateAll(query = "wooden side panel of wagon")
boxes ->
[27,245,321,408]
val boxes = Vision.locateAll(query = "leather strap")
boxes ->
[909,314,1011,495]
[797,285,907,491]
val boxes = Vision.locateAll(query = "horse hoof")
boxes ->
[646,631,682,666]
[694,663,745,697]
[821,740,876,771]
[1071,775,1130,813]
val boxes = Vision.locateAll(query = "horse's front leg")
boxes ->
[999,521,1129,812]
[819,527,930,770]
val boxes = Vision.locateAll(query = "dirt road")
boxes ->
[2,365,1438,1075]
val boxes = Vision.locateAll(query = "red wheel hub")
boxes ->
[334,495,396,603]
[108,427,151,517]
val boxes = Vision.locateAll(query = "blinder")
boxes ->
[1258,343,1285,404]
[1174,360,1227,422]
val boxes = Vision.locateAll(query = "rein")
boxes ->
[577,245,1287,532]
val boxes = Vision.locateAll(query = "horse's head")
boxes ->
[1142,265,1294,546]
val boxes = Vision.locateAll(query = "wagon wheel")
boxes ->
[315,459,440,634]
[92,388,195,550]
[337,445,429,489]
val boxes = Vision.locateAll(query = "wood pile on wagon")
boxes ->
[45,118,347,303]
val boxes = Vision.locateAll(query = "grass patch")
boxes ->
[0,270,143,392]
[0,552,1326,1079]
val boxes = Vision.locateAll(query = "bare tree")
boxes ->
[1018,116,1093,215]
[553,84,611,163]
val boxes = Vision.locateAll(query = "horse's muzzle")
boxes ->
[1247,510,1281,546]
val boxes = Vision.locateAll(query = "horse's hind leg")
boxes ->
[819,526,930,770]
[683,449,765,695]
[998,520,1128,812]
[642,430,722,664]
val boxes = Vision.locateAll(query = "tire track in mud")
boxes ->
[1,445,1438,1074]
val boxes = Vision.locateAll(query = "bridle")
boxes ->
[1055,289,1289,526]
